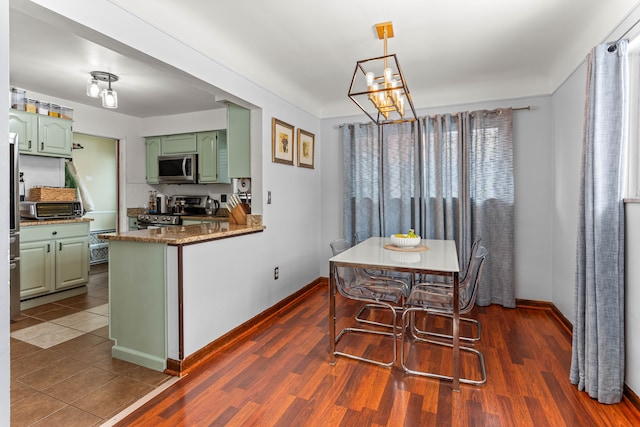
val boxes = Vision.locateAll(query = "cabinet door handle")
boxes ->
[52,231,57,235]
[59,243,62,251]
[28,140,32,149]
[47,244,50,253]
[41,142,44,150]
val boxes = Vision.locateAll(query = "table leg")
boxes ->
[452,271,460,391]
[329,261,336,365]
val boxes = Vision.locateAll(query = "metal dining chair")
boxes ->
[331,238,409,331]
[413,237,484,343]
[401,246,488,385]
[330,238,409,367]
[418,237,482,285]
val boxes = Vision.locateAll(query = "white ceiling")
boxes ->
[9,0,640,119]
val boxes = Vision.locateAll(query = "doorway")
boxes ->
[70,133,118,266]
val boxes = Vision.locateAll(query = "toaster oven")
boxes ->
[20,201,83,219]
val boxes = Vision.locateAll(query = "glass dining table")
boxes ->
[328,237,463,391]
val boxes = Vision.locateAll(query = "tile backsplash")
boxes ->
[19,155,65,198]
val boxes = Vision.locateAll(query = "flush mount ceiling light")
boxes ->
[86,71,119,109]
[348,22,417,125]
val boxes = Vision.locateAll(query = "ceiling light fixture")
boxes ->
[348,22,417,125]
[86,71,119,109]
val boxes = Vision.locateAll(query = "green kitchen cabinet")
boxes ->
[146,131,230,184]
[20,240,54,298]
[226,103,251,178]
[197,131,229,184]
[10,109,73,158]
[161,133,197,154]
[146,137,161,184]
[20,222,90,299]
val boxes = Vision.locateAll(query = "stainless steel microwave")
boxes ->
[158,154,197,184]
[20,201,83,219]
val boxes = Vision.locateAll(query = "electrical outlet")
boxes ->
[274,267,279,280]
[220,194,227,203]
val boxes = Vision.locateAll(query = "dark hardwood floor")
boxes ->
[116,283,640,426]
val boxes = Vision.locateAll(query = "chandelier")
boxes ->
[86,71,119,109]
[348,22,417,125]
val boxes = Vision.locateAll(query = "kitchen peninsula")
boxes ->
[99,220,266,374]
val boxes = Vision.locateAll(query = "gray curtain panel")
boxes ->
[341,108,515,307]
[570,41,628,404]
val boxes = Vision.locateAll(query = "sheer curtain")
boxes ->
[342,108,515,307]
[342,122,416,242]
[570,41,628,404]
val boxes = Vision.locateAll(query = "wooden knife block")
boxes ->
[229,203,250,225]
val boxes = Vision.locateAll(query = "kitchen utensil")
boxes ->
[175,200,186,215]
[156,193,167,214]
[228,196,237,209]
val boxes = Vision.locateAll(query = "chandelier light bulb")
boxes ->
[366,72,375,87]
[86,78,101,98]
[101,88,118,109]
[384,67,392,84]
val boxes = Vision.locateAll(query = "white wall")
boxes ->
[320,96,555,302]
[550,63,586,323]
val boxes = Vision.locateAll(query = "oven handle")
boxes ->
[183,158,188,178]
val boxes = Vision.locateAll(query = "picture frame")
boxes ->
[272,118,295,165]
[297,128,315,169]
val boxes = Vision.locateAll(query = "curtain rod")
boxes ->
[338,105,532,127]
[608,16,640,52]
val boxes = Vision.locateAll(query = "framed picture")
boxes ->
[297,128,315,169]
[272,118,295,165]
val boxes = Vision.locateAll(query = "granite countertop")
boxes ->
[99,222,265,245]
[20,217,93,226]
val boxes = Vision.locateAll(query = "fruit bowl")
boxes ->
[390,234,421,248]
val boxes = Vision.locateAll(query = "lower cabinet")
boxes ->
[20,222,90,300]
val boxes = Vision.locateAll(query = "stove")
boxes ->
[137,214,182,229]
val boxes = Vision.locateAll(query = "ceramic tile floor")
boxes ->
[10,264,175,427]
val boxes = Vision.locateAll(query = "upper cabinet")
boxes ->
[145,137,162,184]
[197,130,229,184]
[145,103,249,185]
[226,103,250,178]
[145,130,230,184]
[9,109,73,158]
[162,133,197,154]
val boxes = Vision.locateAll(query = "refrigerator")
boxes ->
[9,133,20,320]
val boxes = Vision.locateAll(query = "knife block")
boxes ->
[229,203,250,225]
